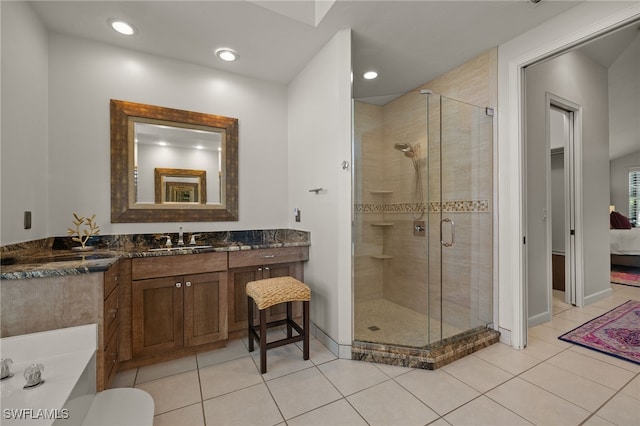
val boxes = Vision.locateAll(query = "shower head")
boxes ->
[394,143,415,158]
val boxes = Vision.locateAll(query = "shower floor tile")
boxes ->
[354,298,464,347]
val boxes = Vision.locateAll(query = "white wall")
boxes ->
[287,29,352,354]
[44,34,290,238]
[1,1,49,244]
[497,0,640,347]
[609,32,640,161]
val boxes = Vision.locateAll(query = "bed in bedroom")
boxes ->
[610,214,640,267]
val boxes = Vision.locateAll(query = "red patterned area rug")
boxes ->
[610,266,640,288]
[559,300,640,365]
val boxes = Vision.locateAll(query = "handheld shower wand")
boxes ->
[394,143,424,219]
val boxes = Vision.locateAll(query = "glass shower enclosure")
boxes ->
[353,90,495,367]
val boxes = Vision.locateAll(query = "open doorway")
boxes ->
[498,3,640,349]
[523,19,639,335]
[549,102,579,310]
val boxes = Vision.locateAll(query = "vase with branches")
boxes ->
[67,213,100,250]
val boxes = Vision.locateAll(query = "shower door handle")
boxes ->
[440,218,455,247]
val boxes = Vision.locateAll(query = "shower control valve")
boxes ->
[414,221,426,237]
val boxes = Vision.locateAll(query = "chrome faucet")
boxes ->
[164,235,173,248]
[189,233,201,245]
[178,227,184,246]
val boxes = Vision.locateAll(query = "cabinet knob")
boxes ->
[185,281,192,287]
[109,308,118,318]
[257,267,262,272]
[264,266,270,271]
[175,282,182,288]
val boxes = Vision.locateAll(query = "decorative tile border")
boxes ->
[355,200,490,214]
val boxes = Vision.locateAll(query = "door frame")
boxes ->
[498,3,640,349]
[547,95,583,309]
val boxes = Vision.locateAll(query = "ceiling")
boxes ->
[27,1,638,158]
[29,0,582,101]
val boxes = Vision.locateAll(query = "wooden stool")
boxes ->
[246,276,310,373]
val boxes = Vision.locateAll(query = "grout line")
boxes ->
[119,285,640,425]
[194,350,207,426]
[577,371,640,426]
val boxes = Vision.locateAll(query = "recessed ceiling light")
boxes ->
[363,71,378,80]
[108,19,136,36]
[215,48,239,62]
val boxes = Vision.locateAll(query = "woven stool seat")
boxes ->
[246,277,311,310]
[246,276,311,374]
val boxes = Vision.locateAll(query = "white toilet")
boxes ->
[81,388,154,426]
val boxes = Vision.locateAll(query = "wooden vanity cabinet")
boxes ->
[227,246,309,334]
[130,252,228,359]
[101,261,121,390]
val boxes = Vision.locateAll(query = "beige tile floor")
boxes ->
[112,283,640,425]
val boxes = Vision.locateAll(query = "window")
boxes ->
[630,167,640,227]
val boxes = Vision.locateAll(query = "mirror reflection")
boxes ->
[133,120,221,204]
[154,168,207,204]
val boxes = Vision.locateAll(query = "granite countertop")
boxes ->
[0,229,310,280]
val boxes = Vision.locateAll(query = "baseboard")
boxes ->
[528,310,552,328]
[498,327,511,346]
[310,322,349,359]
[584,287,613,306]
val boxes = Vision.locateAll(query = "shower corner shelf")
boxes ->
[370,254,394,259]
[370,222,394,227]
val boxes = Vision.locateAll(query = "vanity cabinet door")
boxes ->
[132,276,184,357]
[227,261,302,333]
[184,272,228,347]
[227,266,261,332]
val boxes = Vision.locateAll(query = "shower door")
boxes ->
[352,91,493,350]
[427,94,493,342]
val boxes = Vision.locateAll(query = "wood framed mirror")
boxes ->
[111,100,238,222]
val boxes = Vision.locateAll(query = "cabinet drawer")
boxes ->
[132,252,228,280]
[228,246,309,268]
[104,287,119,343]
[104,263,119,299]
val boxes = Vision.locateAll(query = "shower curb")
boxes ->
[351,327,500,370]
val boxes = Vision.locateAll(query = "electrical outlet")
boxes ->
[24,211,32,229]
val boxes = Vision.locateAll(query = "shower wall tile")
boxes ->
[418,48,497,109]
[354,214,385,302]
[354,102,385,205]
